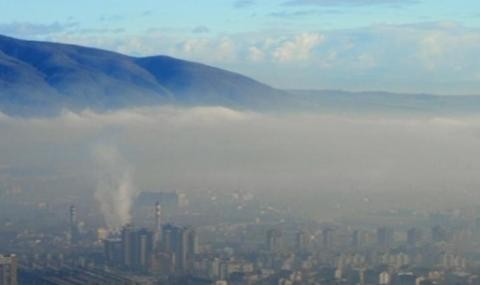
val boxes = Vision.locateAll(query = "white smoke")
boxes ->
[93,144,137,229]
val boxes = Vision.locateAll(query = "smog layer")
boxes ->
[1,107,480,220]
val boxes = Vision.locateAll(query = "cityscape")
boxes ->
[2,188,480,284]
[2,0,480,285]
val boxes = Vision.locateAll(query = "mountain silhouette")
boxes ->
[1,35,480,116]
[0,34,286,115]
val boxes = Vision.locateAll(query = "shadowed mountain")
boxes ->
[1,34,480,116]
[0,34,286,115]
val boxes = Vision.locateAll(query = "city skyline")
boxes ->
[2,2,480,285]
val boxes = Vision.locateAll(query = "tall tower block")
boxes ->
[69,205,79,243]
[154,201,162,246]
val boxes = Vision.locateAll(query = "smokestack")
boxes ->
[154,201,162,246]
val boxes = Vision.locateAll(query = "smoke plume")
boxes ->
[93,144,137,229]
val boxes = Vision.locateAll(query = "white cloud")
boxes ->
[176,37,238,62]
[416,27,480,71]
[40,22,480,93]
[247,46,265,62]
[273,33,324,62]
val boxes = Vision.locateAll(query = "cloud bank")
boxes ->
[1,106,480,219]
[28,21,479,95]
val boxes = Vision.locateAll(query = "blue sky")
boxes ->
[1,0,480,94]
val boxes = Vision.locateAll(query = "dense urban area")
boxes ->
[2,188,480,285]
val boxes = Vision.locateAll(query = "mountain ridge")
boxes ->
[1,34,480,116]
[0,34,287,115]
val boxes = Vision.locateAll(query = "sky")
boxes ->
[1,0,480,94]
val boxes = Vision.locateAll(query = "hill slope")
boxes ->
[1,35,480,116]
[0,35,286,115]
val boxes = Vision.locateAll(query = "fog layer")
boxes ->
[1,107,480,219]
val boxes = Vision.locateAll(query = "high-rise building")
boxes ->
[295,230,310,252]
[104,238,122,265]
[188,228,198,256]
[154,201,162,246]
[69,205,79,244]
[352,230,366,248]
[266,229,283,252]
[407,228,422,246]
[432,225,448,242]
[116,225,155,272]
[134,229,154,270]
[0,254,17,285]
[121,224,134,268]
[377,227,394,248]
[161,224,176,253]
[322,228,335,248]
[161,224,197,273]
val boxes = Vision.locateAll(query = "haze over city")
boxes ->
[1,1,480,285]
